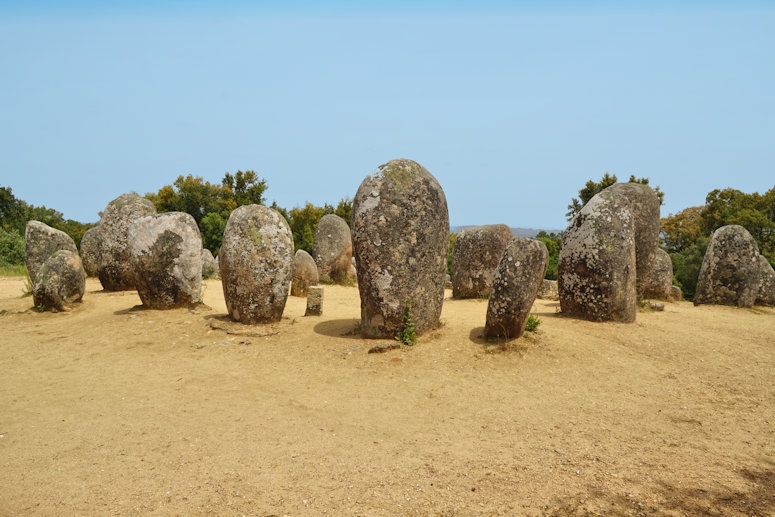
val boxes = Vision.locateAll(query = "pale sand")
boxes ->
[1,276,774,515]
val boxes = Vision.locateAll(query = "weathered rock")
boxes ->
[128,212,202,309]
[605,183,661,297]
[305,285,324,316]
[291,249,319,297]
[558,187,637,322]
[537,279,559,301]
[96,193,157,291]
[669,285,683,302]
[32,250,85,312]
[451,224,514,298]
[694,225,760,308]
[756,255,775,306]
[201,248,218,279]
[219,205,294,324]
[643,248,673,300]
[351,159,449,338]
[313,214,354,284]
[485,237,548,339]
[79,225,101,277]
[25,220,78,283]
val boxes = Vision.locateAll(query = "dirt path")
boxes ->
[1,277,774,515]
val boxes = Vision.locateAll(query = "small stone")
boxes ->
[305,286,323,316]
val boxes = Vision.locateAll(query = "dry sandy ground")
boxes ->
[1,276,774,516]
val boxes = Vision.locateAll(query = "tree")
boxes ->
[536,230,561,280]
[669,236,709,301]
[660,206,704,254]
[222,170,267,207]
[271,198,354,253]
[566,173,664,221]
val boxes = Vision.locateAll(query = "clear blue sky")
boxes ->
[1,1,773,230]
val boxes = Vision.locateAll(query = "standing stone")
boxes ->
[451,224,514,298]
[79,225,101,277]
[756,255,775,307]
[694,225,760,308]
[219,205,294,324]
[485,237,548,339]
[351,159,449,338]
[312,214,354,284]
[643,248,674,300]
[305,286,324,316]
[25,220,78,283]
[128,212,202,309]
[32,250,85,312]
[201,248,218,279]
[605,183,661,297]
[669,285,683,302]
[96,193,157,291]
[558,187,637,322]
[291,249,319,297]
[537,279,559,301]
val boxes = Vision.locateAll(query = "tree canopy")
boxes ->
[566,173,664,221]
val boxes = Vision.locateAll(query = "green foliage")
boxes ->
[200,212,228,257]
[525,314,541,332]
[447,232,458,275]
[669,236,709,301]
[222,170,268,207]
[0,228,25,267]
[566,173,664,221]
[273,198,353,254]
[396,298,417,346]
[536,231,561,280]
[660,206,704,254]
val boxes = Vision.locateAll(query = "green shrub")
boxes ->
[0,228,25,267]
[525,314,541,332]
[396,298,417,346]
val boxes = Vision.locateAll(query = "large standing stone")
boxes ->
[604,183,661,297]
[756,255,775,307]
[96,193,157,291]
[451,224,514,299]
[128,212,202,309]
[32,250,85,312]
[313,214,354,284]
[485,237,548,339]
[79,225,101,277]
[351,159,449,338]
[219,205,294,324]
[537,279,559,301]
[25,220,78,283]
[558,187,637,322]
[695,225,761,308]
[642,248,674,300]
[291,249,319,297]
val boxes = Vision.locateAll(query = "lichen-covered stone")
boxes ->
[351,159,449,338]
[451,224,514,299]
[313,214,354,284]
[201,248,218,279]
[558,187,637,322]
[305,286,323,316]
[669,285,683,302]
[25,220,78,283]
[605,183,661,297]
[485,237,548,339]
[643,248,673,300]
[129,212,202,309]
[291,249,319,297]
[694,225,760,308]
[219,204,293,324]
[537,279,559,301]
[79,225,100,277]
[96,193,157,291]
[756,255,775,307]
[32,250,85,312]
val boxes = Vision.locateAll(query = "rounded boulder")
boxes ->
[25,220,78,284]
[451,224,514,299]
[32,250,85,312]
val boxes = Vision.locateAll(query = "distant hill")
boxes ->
[450,226,563,238]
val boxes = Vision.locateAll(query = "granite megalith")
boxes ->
[291,249,319,297]
[643,248,674,300]
[219,204,294,324]
[25,220,78,284]
[313,214,354,284]
[201,248,218,279]
[451,224,514,299]
[128,212,202,309]
[32,250,85,312]
[755,255,775,307]
[484,237,548,339]
[79,225,101,277]
[558,186,637,322]
[694,225,761,308]
[96,193,157,291]
[351,158,449,338]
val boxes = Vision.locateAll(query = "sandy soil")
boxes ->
[1,276,774,516]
